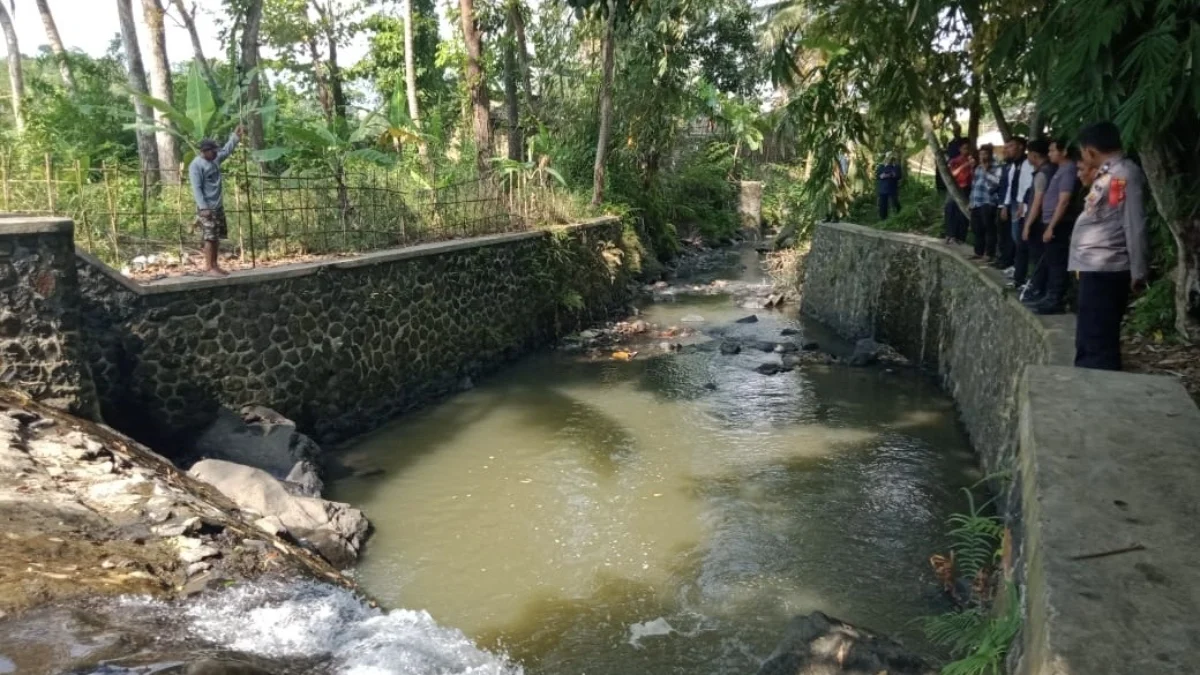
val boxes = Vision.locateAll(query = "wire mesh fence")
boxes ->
[0,155,535,274]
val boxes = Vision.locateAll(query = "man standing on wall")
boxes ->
[944,142,973,245]
[189,126,243,277]
[1069,121,1149,370]
[996,136,1034,273]
[1028,139,1082,314]
[1017,139,1056,300]
[876,154,903,220]
[968,144,1003,262]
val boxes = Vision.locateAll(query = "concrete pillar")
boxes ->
[739,180,763,240]
[0,216,99,418]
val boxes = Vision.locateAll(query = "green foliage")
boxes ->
[946,489,1004,583]
[1127,277,1176,338]
[924,584,1021,675]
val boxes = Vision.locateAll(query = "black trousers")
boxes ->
[996,207,1017,267]
[1076,271,1131,371]
[970,205,998,257]
[1013,220,1044,287]
[1023,221,1048,294]
[944,198,968,241]
[1029,223,1074,305]
[878,192,901,220]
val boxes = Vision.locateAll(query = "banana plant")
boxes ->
[125,61,276,159]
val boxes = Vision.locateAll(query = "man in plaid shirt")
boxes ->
[968,144,1003,261]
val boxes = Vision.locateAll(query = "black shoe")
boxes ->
[1021,292,1045,306]
[1034,298,1065,315]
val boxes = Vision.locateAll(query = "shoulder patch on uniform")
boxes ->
[1109,177,1126,207]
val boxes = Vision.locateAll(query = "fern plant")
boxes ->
[924,583,1021,675]
[947,489,1004,583]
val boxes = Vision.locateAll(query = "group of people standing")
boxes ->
[876,121,1149,372]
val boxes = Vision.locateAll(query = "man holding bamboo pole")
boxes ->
[188,125,243,276]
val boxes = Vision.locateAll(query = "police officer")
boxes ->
[1069,121,1149,371]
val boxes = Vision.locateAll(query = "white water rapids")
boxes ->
[112,580,525,675]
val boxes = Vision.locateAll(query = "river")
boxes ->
[4,249,977,675]
[326,248,979,674]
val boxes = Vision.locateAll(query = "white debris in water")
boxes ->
[627,617,675,649]
[180,580,523,675]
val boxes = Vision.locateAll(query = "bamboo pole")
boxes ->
[45,154,55,213]
[75,160,93,254]
[176,163,186,263]
[1,154,9,211]
[102,164,120,262]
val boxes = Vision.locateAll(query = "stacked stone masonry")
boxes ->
[76,218,632,446]
[801,222,1200,675]
[0,217,98,418]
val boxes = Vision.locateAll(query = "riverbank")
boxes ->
[800,222,1200,675]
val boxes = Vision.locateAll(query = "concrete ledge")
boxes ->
[0,216,74,235]
[75,217,619,296]
[1018,366,1200,675]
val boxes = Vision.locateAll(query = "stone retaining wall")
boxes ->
[0,216,98,418]
[76,217,633,446]
[801,222,1200,675]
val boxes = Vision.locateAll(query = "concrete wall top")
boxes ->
[76,216,621,297]
[0,215,75,236]
[1019,366,1200,675]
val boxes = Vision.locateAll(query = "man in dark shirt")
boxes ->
[995,136,1032,271]
[1016,138,1056,297]
[876,154,903,220]
[1028,139,1081,314]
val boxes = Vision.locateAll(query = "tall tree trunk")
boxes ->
[0,2,22,133]
[503,8,521,161]
[169,0,222,107]
[509,1,535,118]
[985,81,1011,142]
[34,0,74,92]
[1142,137,1200,340]
[141,0,180,183]
[921,108,968,216]
[240,0,265,153]
[966,76,982,146]
[311,1,347,129]
[459,0,491,175]
[402,0,428,160]
[117,0,160,185]
[306,35,334,126]
[590,0,616,206]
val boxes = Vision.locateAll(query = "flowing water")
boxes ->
[3,249,978,675]
[326,249,980,674]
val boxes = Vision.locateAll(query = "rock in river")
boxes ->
[193,406,323,488]
[720,341,742,355]
[848,338,882,367]
[756,612,936,675]
[189,459,371,569]
[735,315,759,324]
[755,362,794,376]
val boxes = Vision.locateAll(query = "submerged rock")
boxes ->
[735,315,759,324]
[848,338,882,367]
[775,342,800,354]
[781,328,800,336]
[754,341,779,353]
[720,341,742,355]
[756,612,937,675]
[801,340,820,352]
[189,459,371,569]
[756,362,794,376]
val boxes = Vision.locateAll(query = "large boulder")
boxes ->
[192,406,323,492]
[756,612,937,675]
[188,459,370,569]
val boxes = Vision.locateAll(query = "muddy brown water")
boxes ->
[327,250,980,674]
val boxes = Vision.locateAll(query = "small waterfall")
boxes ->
[122,580,524,675]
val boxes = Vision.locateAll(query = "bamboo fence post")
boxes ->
[176,163,186,263]
[257,169,267,262]
[45,154,55,213]
[140,169,149,258]
[1,154,9,211]
[234,165,246,262]
[103,164,120,262]
[75,160,93,253]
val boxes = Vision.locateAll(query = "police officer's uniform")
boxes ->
[1068,155,1149,370]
